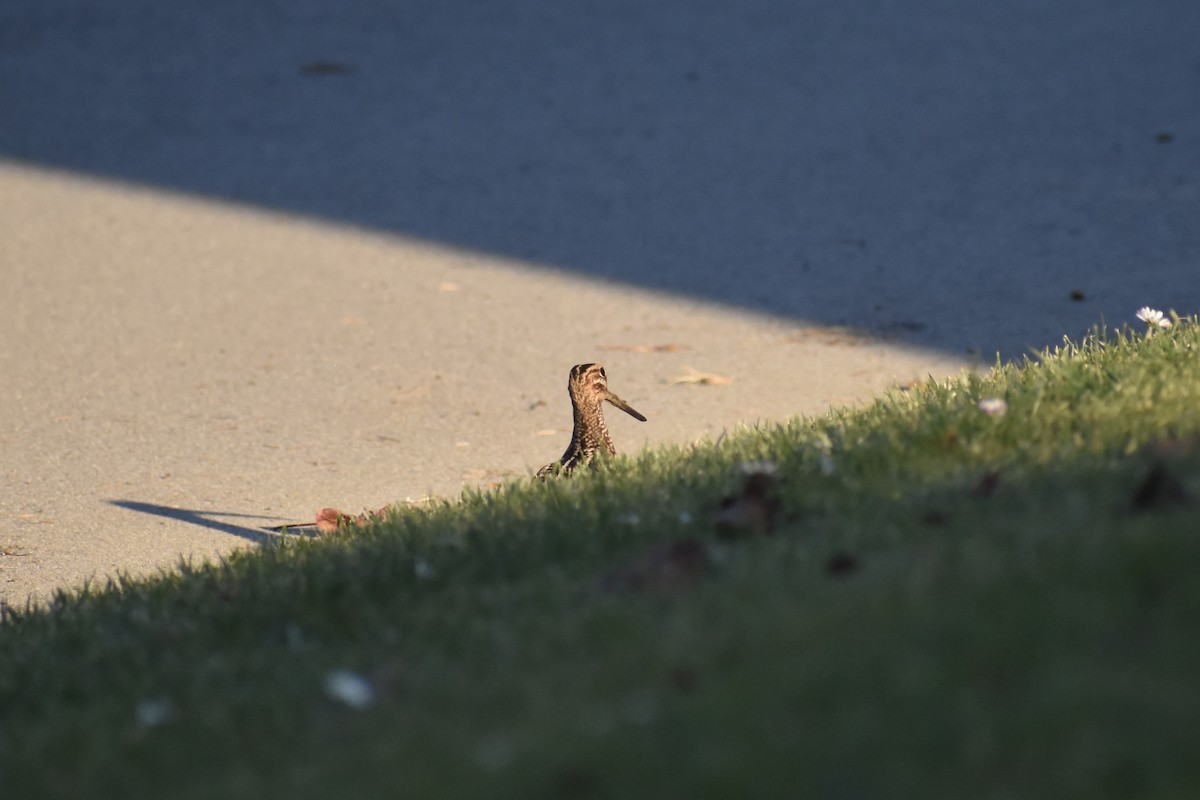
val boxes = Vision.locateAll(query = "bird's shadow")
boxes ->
[109,500,316,544]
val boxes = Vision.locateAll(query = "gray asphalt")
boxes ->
[2,1,1197,605]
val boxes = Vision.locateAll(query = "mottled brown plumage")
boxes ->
[537,363,646,477]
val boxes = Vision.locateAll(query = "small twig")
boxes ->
[597,343,686,353]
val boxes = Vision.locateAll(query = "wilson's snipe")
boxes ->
[537,363,646,477]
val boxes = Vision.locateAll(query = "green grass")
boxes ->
[4,321,1200,799]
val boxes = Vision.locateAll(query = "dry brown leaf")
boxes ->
[598,538,710,594]
[825,552,860,577]
[1149,435,1200,457]
[1132,462,1191,511]
[315,507,349,534]
[668,366,732,386]
[974,471,1001,497]
[315,505,390,533]
[715,471,781,539]
[272,498,411,533]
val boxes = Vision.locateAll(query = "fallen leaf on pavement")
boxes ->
[668,366,732,386]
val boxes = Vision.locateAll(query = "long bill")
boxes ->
[604,391,647,422]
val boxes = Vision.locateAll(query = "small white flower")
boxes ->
[324,669,375,710]
[1136,307,1166,327]
[977,397,1008,417]
[136,698,172,728]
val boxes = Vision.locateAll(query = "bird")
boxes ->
[537,363,647,477]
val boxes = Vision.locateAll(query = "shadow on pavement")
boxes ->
[3,1,1197,358]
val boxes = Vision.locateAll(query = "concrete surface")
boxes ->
[2,0,1197,605]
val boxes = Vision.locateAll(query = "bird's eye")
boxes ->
[599,368,606,378]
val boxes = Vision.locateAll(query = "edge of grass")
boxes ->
[2,318,1199,799]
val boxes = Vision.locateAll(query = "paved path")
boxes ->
[2,1,1197,605]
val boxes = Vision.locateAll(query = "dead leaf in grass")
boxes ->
[974,471,1001,497]
[1132,462,1191,511]
[311,505,391,533]
[272,496,435,533]
[1149,435,1200,458]
[715,470,781,539]
[599,538,709,594]
[825,552,860,577]
[316,507,349,533]
[668,366,731,386]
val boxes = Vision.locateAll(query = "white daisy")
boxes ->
[1135,307,1166,327]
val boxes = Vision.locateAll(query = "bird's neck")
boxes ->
[569,399,615,457]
